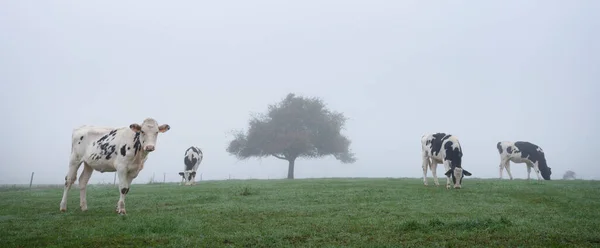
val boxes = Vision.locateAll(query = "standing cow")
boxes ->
[179,146,203,185]
[421,133,472,189]
[59,118,170,214]
[497,141,552,180]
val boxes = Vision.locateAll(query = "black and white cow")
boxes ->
[497,141,552,180]
[179,146,203,185]
[59,118,170,214]
[421,133,472,189]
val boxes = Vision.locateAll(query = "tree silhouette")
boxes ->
[562,170,576,180]
[226,93,356,179]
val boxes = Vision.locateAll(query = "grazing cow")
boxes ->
[179,146,203,185]
[421,133,472,189]
[497,141,552,180]
[59,118,170,214]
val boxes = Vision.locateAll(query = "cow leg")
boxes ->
[422,155,430,186]
[525,162,534,180]
[499,158,504,179]
[116,168,134,215]
[530,162,542,181]
[192,173,196,185]
[430,162,440,186]
[78,163,94,211]
[60,156,82,212]
[503,161,513,180]
[443,161,452,189]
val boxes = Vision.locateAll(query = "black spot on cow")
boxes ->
[507,146,513,154]
[184,147,203,171]
[496,142,502,154]
[184,155,199,171]
[96,130,118,160]
[443,140,463,169]
[120,145,127,156]
[92,142,95,146]
[105,145,116,159]
[514,141,552,180]
[121,188,129,194]
[89,153,101,161]
[133,132,142,155]
[78,142,80,145]
[127,146,130,150]
[428,133,448,156]
[80,136,84,140]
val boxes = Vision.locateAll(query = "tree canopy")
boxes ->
[226,93,356,179]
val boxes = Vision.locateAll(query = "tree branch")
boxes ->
[272,154,287,160]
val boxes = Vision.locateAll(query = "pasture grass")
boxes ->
[1,178,599,247]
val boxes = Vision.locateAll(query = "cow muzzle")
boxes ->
[144,145,155,152]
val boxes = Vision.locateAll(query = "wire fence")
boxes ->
[0,171,282,190]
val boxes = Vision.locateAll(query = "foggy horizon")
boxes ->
[1,1,598,185]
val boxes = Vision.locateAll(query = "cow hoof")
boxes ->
[60,208,66,212]
[446,185,451,189]
[117,209,126,215]
[80,207,88,211]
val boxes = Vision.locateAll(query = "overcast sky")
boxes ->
[1,0,598,185]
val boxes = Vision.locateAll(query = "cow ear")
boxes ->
[463,170,472,176]
[178,172,184,176]
[445,169,453,177]
[130,124,142,132]
[158,124,170,133]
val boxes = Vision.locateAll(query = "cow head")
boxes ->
[178,171,196,185]
[129,118,170,152]
[541,166,552,180]
[445,167,472,189]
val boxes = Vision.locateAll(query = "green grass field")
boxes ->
[1,178,599,247]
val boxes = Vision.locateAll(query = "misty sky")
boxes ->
[1,1,598,185]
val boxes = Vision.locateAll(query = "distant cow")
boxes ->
[59,118,170,214]
[179,146,203,185]
[497,141,552,180]
[421,133,472,189]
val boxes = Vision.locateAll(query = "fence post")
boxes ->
[200,173,202,181]
[163,173,166,183]
[229,174,231,180]
[29,172,34,189]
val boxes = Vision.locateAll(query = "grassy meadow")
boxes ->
[1,178,599,247]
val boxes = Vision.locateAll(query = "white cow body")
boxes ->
[179,146,203,185]
[421,133,472,189]
[497,141,552,180]
[59,118,170,214]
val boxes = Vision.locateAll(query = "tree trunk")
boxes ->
[287,159,295,179]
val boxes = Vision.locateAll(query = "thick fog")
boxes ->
[1,1,598,185]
